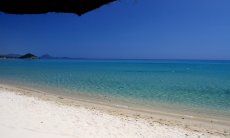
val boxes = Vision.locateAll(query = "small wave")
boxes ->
[114,104,129,109]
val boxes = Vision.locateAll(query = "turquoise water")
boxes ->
[0,59,230,116]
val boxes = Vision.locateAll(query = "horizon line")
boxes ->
[1,53,230,61]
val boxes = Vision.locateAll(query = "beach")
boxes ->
[0,84,229,138]
[1,0,230,137]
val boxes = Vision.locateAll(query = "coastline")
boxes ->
[0,83,229,137]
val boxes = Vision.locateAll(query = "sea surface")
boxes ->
[0,59,230,118]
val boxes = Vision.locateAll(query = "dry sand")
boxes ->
[0,85,229,138]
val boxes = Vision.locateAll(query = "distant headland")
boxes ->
[0,53,75,60]
[19,53,37,59]
[0,53,38,59]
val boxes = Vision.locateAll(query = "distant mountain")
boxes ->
[19,53,37,59]
[0,53,76,60]
[40,54,54,59]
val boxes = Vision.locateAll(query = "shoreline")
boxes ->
[0,83,229,137]
[1,81,230,121]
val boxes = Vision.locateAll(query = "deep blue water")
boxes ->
[0,59,230,116]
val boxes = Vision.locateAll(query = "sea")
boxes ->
[0,59,230,118]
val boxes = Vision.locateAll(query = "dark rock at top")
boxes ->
[19,53,37,59]
[0,0,116,15]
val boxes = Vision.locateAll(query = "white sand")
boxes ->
[0,88,224,138]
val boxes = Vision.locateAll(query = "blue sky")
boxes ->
[0,0,230,59]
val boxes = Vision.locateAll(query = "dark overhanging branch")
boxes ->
[0,0,116,15]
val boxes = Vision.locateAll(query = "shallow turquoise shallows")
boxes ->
[0,59,230,117]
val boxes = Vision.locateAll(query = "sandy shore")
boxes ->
[0,84,229,138]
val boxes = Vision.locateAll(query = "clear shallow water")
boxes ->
[0,59,230,117]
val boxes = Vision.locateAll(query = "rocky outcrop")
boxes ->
[19,53,37,59]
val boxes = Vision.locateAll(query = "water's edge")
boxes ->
[1,82,230,125]
[0,59,230,121]
[1,83,230,136]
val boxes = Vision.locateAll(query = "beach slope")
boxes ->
[0,86,227,138]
